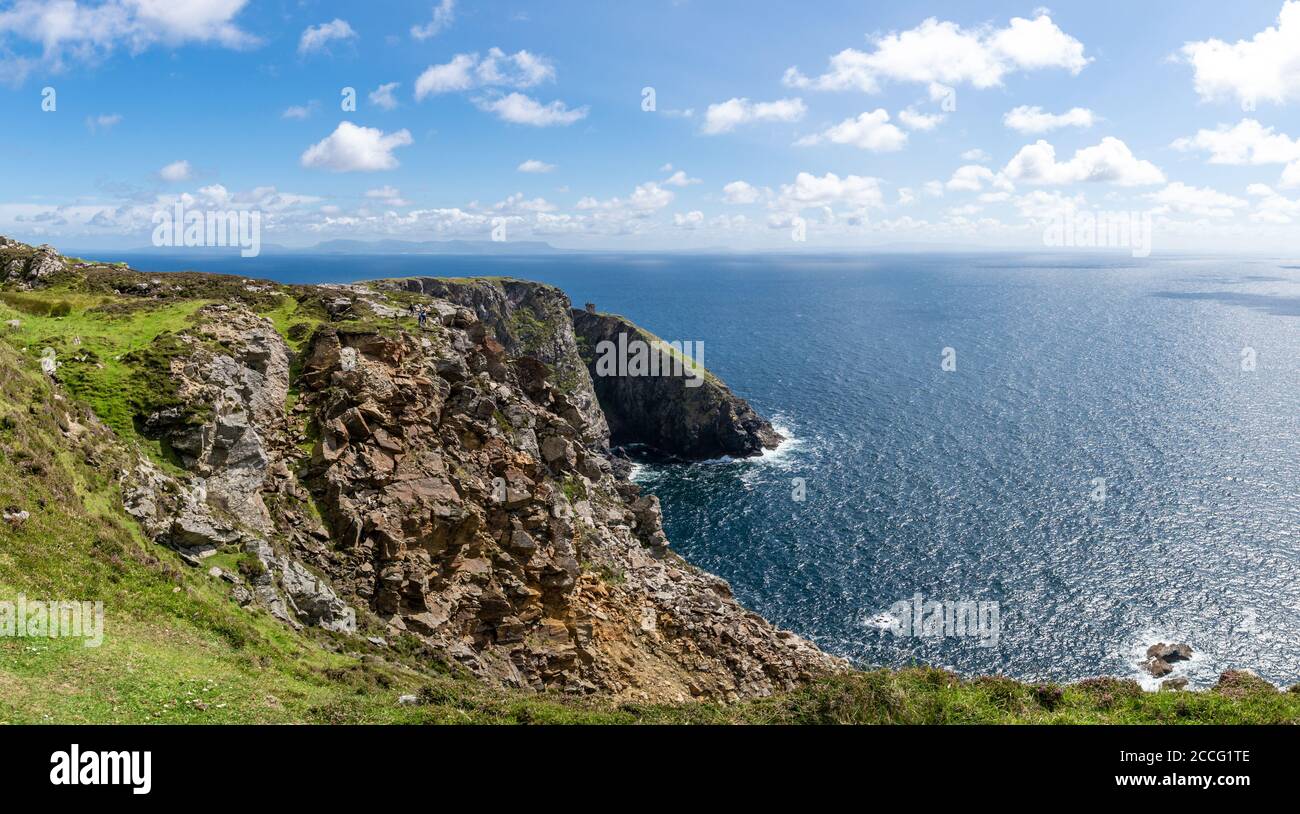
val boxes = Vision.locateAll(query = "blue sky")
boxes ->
[5,0,1300,252]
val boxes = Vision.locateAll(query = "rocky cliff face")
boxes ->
[2,239,839,702]
[383,278,610,449]
[571,308,782,459]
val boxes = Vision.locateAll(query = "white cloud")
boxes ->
[365,185,409,206]
[85,112,122,133]
[1003,137,1165,186]
[946,164,996,192]
[783,13,1088,93]
[898,108,945,131]
[723,181,762,204]
[1171,118,1300,164]
[1013,189,1087,220]
[518,159,556,173]
[795,109,907,152]
[1148,182,1247,218]
[1003,105,1095,133]
[702,97,806,134]
[673,210,705,229]
[662,170,701,187]
[961,148,992,162]
[776,171,885,211]
[1180,1,1300,106]
[0,0,258,81]
[476,48,554,87]
[411,0,455,40]
[159,160,192,182]
[577,182,675,212]
[298,19,357,56]
[369,82,400,110]
[1245,183,1300,222]
[415,54,477,98]
[474,93,588,126]
[414,49,555,100]
[1172,118,1300,186]
[492,192,556,214]
[282,102,317,120]
[300,121,413,172]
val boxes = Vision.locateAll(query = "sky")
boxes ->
[5,0,1300,253]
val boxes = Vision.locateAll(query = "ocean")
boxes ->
[108,250,1300,688]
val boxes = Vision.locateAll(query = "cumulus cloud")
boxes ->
[414,54,477,97]
[159,160,192,182]
[662,170,701,187]
[795,109,907,151]
[300,121,413,172]
[776,171,885,211]
[517,159,556,173]
[673,210,705,229]
[1172,118,1300,186]
[783,13,1088,93]
[898,108,945,131]
[369,82,400,110]
[962,148,992,162]
[1171,118,1300,164]
[947,164,1000,192]
[577,182,674,213]
[1003,105,1095,133]
[298,19,356,55]
[1148,182,1247,218]
[1180,1,1300,106]
[411,0,455,40]
[474,93,587,126]
[414,48,555,99]
[1245,183,1300,222]
[722,181,762,204]
[1003,137,1164,186]
[0,0,259,81]
[702,97,806,134]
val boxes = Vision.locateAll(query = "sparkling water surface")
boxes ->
[112,251,1300,687]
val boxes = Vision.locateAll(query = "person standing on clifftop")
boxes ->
[417,306,427,329]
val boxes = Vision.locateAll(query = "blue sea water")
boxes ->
[110,251,1300,687]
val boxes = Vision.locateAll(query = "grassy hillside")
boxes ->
[1,277,1298,724]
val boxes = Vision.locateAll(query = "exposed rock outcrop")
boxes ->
[381,278,610,449]
[32,252,838,701]
[571,308,782,459]
[290,307,838,700]
[1144,642,1193,677]
[0,240,66,288]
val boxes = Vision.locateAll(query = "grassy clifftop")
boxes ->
[1,254,1298,723]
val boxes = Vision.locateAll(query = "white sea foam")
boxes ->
[1123,627,1218,691]
[746,417,805,468]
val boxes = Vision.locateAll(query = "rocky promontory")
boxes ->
[0,238,839,703]
[571,307,782,459]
